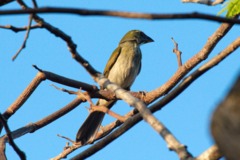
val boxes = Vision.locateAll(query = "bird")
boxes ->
[76,30,154,145]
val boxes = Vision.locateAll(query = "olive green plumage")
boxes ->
[76,30,153,144]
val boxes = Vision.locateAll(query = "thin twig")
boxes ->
[12,14,33,61]
[90,105,128,122]
[57,134,75,144]
[0,24,40,32]
[171,37,182,67]
[32,0,38,8]
[51,84,79,95]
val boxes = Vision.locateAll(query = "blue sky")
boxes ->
[1,1,239,159]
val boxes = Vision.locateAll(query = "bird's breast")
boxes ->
[107,46,141,89]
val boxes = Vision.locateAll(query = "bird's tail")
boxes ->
[76,111,104,145]
[76,100,115,145]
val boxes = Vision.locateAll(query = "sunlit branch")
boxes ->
[196,145,222,160]
[182,0,225,6]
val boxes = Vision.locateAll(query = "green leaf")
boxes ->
[218,0,240,17]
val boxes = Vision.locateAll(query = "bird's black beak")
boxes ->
[141,33,154,44]
[145,36,154,43]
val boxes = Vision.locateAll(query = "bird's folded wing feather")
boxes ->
[103,46,122,77]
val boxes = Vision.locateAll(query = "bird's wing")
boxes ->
[103,46,122,77]
[137,50,142,75]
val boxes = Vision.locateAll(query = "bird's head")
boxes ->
[119,30,154,45]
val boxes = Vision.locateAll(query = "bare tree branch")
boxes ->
[0,24,41,32]
[0,138,7,160]
[33,66,146,102]
[196,145,222,160]
[0,7,240,24]
[94,78,188,158]
[11,0,38,60]
[0,0,14,6]
[182,0,225,6]
[32,65,99,92]
[32,0,38,8]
